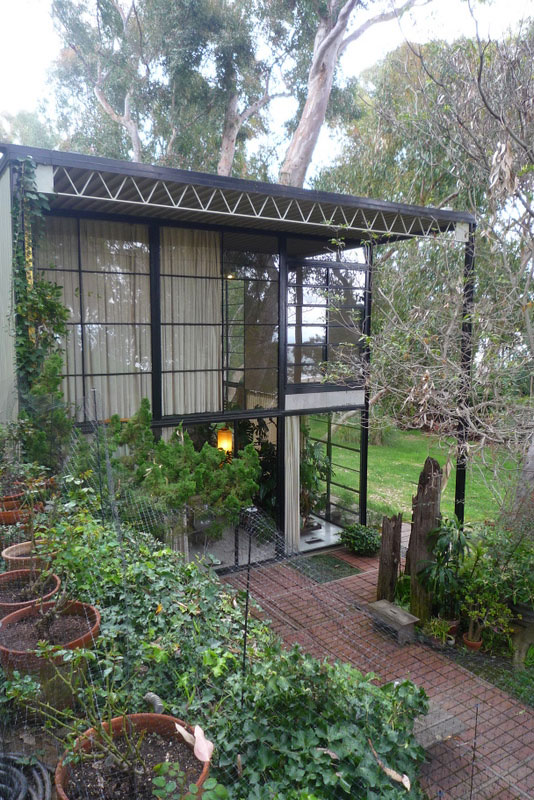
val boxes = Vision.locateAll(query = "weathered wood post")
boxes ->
[410,457,442,622]
[377,513,402,601]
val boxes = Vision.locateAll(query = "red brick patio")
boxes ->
[225,549,534,799]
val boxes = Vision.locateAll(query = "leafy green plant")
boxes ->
[461,579,514,644]
[11,157,72,471]
[394,573,411,610]
[110,399,261,538]
[339,523,381,556]
[422,617,453,645]
[419,516,472,619]
[3,498,430,799]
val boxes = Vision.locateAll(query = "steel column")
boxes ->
[454,225,476,523]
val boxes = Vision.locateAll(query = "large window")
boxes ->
[307,412,361,526]
[286,251,367,389]
[222,234,279,410]
[36,218,151,420]
[160,227,222,416]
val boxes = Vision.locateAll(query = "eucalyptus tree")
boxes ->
[49,0,431,184]
[316,29,534,510]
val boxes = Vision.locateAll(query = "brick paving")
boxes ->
[225,549,534,799]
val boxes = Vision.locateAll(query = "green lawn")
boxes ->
[367,429,505,523]
[309,419,510,523]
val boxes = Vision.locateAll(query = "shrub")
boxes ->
[5,497,428,798]
[340,523,381,556]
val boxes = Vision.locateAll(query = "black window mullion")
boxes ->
[76,218,87,421]
[149,223,162,421]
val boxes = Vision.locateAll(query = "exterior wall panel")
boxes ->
[0,168,16,421]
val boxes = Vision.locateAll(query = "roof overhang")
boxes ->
[0,143,475,246]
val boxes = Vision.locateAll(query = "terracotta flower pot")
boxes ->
[0,600,100,708]
[1,540,54,571]
[1,492,24,510]
[55,714,211,800]
[462,632,482,651]
[0,569,61,616]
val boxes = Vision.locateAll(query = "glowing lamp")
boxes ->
[217,426,233,454]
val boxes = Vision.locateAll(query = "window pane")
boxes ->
[245,325,278,368]
[86,373,152,420]
[81,220,149,274]
[84,324,151,374]
[288,266,327,286]
[163,372,222,416]
[288,286,327,304]
[288,306,327,325]
[83,274,150,324]
[38,268,80,322]
[161,276,221,324]
[162,326,221,371]
[287,325,326,345]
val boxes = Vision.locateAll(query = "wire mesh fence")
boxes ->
[0,403,532,799]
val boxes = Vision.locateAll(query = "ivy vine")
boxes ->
[11,158,72,470]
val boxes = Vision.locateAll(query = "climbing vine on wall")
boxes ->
[11,158,72,469]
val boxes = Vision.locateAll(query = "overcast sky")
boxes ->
[1,0,531,117]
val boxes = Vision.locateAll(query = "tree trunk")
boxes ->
[409,457,442,622]
[510,435,534,526]
[278,55,336,187]
[377,512,402,601]
[217,93,240,176]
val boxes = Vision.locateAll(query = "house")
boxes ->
[0,143,476,556]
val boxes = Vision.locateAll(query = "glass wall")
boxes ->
[287,258,366,388]
[160,227,222,415]
[36,217,151,420]
[222,233,279,410]
[307,412,361,526]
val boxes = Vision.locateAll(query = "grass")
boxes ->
[309,420,511,523]
[367,428,508,523]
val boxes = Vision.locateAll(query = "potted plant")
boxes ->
[0,568,61,616]
[1,503,60,570]
[422,617,455,648]
[461,581,513,650]
[55,715,214,800]
[0,595,100,707]
[6,644,225,800]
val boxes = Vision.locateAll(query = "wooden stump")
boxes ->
[377,513,402,601]
[409,457,442,623]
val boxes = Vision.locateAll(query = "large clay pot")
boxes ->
[462,632,483,651]
[0,492,24,510]
[0,569,61,616]
[55,714,210,800]
[1,540,53,571]
[0,601,100,707]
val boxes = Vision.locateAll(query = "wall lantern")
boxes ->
[217,425,233,455]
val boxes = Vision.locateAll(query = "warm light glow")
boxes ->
[226,273,235,280]
[217,426,233,454]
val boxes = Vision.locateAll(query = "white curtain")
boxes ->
[285,415,301,553]
[37,218,152,420]
[160,228,222,415]
[80,220,151,420]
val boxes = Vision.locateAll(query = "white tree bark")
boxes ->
[279,0,427,188]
